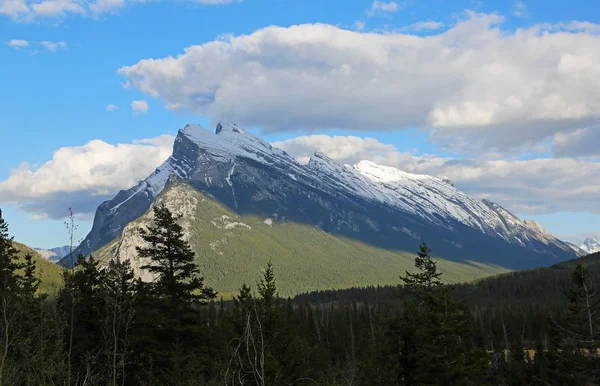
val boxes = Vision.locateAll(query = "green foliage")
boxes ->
[393,241,488,385]
[12,242,64,295]
[131,204,217,385]
[137,204,216,305]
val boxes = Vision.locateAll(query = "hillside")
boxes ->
[294,251,600,309]
[93,179,510,297]
[13,242,64,295]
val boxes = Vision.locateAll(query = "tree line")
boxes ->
[1,205,600,385]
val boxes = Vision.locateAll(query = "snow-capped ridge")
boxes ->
[68,121,578,267]
[354,160,432,183]
[580,237,600,255]
[307,151,342,171]
[215,121,243,134]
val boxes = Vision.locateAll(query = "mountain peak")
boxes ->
[307,151,343,172]
[581,237,600,254]
[215,121,243,135]
[523,220,550,237]
[354,160,431,183]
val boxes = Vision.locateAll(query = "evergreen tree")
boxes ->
[133,204,216,384]
[394,241,488,385]
[100,258,136,386]
[137,204,216,306]
[553,264,600,384]
[59,254,106,383]
[0,209,24,384]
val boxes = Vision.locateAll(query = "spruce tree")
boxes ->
[555,264,600,383]
[136,204,215,306]
[134,204,216,384]
[59,254,106,383]
[395,241,487,385]
[0,209,24,384]
[100,258,136,386]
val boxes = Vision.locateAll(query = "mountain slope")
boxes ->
[64,122,577,288]
[93,180,509,296]
[14,242,63,294]
[35,245,70,262]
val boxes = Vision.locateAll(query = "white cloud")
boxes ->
[118,13,600,155]
[1,0,239,21]
[353,20,365,31]
[6,39,69,53]
[131,100,148,114]
[553,127,600,157]
[400,20,445,32]
[512,1,529,18]
[40,40,66,51]
[31,0,85,17]
[105,104,119,112]
[0,135,174,219]
[5,39,29,48]
[367,1,398,17]
[273,135,600,216]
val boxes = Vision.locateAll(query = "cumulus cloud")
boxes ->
[512,1,529,18]
[5,39,29,47]
[105,104,119,112]
[553,127,600,157]
[118,13,600,155]
[0,135,174,219]
[400,21,445,32]
[367,1,399,17]
[131,100,148,114]
[273,135,600,216]
[6,39,68,52]
[1,0,239,22]
[40,40,67,51]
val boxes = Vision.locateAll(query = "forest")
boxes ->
[1,205,599,386]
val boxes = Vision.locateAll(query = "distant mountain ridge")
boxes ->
[61,122,578,290]
[580,237,600,254]
[35,245,71,263]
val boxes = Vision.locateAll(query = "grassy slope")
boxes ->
[13,242,64,295]
[94,181,509,297]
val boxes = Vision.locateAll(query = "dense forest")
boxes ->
[1,206,600,385]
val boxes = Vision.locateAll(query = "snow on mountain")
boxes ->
[63,122,578,268]
[580,238,600,255]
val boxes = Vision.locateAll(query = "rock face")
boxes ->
[62,122,578,270]
[581,238,600,255]
[35,245,71,263]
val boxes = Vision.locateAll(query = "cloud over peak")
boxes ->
[273,135,600,216]
[118,12,600,155]
[0,135,174,219]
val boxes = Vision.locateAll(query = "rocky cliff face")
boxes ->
[62,122,578,269]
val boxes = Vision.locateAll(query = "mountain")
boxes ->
[35,245,71,263]
[580,237,600,255]
[14,242,64,294]
[61,122,578,293]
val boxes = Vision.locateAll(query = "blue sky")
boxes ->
[1,0,600,248]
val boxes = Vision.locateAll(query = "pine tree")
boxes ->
[134,204,216,384]
[394,241,488,385]
[554,264,600,384]
[101,258,136,386]
[136,204,216,306]
[59,254,106,383]
[0,209,24,385]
